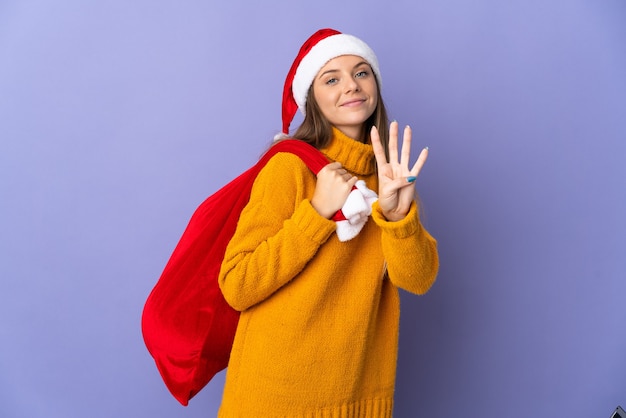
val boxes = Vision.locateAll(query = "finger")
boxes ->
[370,125,388,168]
[319,161,341,174]
[409,147,429,177]
[388,121,399,165]
[382,177,417,199]
[400,125,412,169]
[340,172,354,181]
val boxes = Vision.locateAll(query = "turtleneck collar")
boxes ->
[321,127,376,176]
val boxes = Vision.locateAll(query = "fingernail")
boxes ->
[425,146,429,151]
[407,176,417,183]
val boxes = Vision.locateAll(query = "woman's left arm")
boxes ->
[371,121,439,293]
[371,200,439,294]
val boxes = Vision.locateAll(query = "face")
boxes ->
[312,55,378,140]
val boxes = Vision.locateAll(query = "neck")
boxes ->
[325,127,376,176]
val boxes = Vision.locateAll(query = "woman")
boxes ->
[218,28,439,417]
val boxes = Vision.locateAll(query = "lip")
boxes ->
[340,98,366,107]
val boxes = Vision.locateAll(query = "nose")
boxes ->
[344,77,360,93]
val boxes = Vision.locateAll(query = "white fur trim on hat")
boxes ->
[292,34,381,114]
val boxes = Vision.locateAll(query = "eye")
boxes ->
[355,70,369,78]
[325,77,338,85]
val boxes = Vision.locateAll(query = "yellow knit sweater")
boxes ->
[218,128,439,417]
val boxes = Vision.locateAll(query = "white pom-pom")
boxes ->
[335,181,378,242]
[273,132,289,141]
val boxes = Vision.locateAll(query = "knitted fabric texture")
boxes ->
[217,128,439,417]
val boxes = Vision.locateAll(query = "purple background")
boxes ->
[1,1,625,417]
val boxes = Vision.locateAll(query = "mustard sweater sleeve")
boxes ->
[371,200,439,295]
[218,153,336,311]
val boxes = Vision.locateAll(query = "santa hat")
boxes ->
[278,28,382,138]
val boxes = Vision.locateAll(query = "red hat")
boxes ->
[278,28,382,138]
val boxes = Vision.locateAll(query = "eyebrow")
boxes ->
[317,61,370,79]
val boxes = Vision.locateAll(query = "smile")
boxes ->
[340,99,366,107]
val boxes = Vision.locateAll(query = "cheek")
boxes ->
[369,80,379,100]
[369,83,379,109]
[313,87,331,105]
[313,88,336,115]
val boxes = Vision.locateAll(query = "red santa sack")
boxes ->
[141,139,330,406]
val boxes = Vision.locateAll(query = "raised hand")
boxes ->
[371,121,429,221]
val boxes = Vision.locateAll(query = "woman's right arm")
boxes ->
[218,153,336,311]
